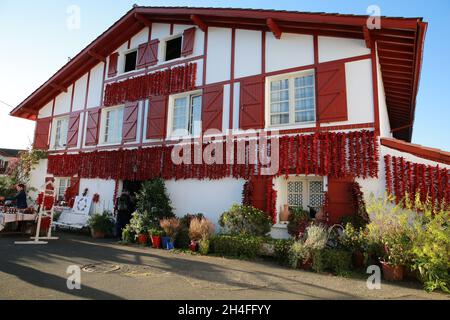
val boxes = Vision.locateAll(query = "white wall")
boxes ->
[234,29,262,79]
[318,36,370,63]
[79,178,116,213]
[53,85,73,115]
[206,27,232,84]
[72,73,89,111]
[27,158,48,203]
[165,178,245,226]
[376,48,392,138]
[38,100,53,118]
[265,32,314,73]
[130,27,149,49]
[86,62,104,108]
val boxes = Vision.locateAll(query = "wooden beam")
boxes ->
[390,123,413,133]
[134,13,151,27]
[49,83,67,93]
[87,50,105,62]
[20,107,38,115]
[363,26,371,48]
[267,18,282,39]
[190,14,207,32]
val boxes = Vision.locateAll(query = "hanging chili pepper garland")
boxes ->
[104,63,197,106]
[384,155,449,209]
[47,130,379,181]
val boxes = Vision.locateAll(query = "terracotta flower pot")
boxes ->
[91,229,105,239]
[279,204,291,223]
[352,250,365,269]
[151,235,161,248]
[137,233,149,245]
[189,240,198,252]
[381,261,404,281]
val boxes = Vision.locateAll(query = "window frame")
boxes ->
[56,177,71,202]
[160,34,183,63]
[99,105,125,146]
[265,69,316,129]
[122,48,138,74]
[285,176,325,211]
[51,116,69,150]
[166,90,203,139]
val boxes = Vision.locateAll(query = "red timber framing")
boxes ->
[381,138,450,165]
[11,6,426,146]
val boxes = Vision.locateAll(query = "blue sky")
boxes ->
[0,0,448,150]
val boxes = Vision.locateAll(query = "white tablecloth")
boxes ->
[0,212,37,231]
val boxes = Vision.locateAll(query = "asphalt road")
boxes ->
[0,232,448,300]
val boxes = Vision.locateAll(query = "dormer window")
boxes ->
[165,36,182,61]
[124,50,137,72]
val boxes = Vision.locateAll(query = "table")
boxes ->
[0,211,37,231]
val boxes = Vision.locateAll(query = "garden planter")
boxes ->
[279,204,290,223]
[166,240,175,250]
[151,235,161,248]
[189,240,198,252]
[381,261,404,281]
[352,250,365,269]
[91,229,105,239]
[298,258,312,270]
[405,268,420,281]
[137,234,148,245]
[162,236,171,249]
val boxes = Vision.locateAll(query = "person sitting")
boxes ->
[14,184,28,209]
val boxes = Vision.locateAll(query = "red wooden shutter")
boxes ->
[324,177,354,224]
[317,62,348,123]
[239,75,265,130]
[108,52,119,77]
[147,95,168,140]
[181,27,196,57]
[250,177,269,212]
[66,113,80,148]
[34,118,51,149]
[85,109,101,146]
[148,39,159,66]
[202,84,223,133]
[122,101,139,142]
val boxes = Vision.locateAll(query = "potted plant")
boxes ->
[380,236,409,281]
[160,218,180,250]
[189,217,215,255]
[279,204,290,223]
[149,228,163,248]
[88,211,114,239]
[287,207,310,239]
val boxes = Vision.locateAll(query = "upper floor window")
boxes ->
[268,70,316,126]
[164,36,182,61]
[124,50,137,73]
[101,106,124,144]
[168,92,202,137]
[52,117,69,149]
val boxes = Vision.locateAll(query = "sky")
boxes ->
[0,0,449,150]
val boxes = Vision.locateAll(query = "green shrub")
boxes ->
[135,178,174,224]
[219,204,271,236]
[198,239,210,255]
[175,227,190,249]
[88,211,114,235]
[288,241,310,269]
[210,235,263,259]
[121,225,135,243]
[274,239,294,266]
[341,214,367,230]
[312,248,352,276]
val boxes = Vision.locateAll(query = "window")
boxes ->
[101,107,124,144]
[287,179,324,210]
[124,50,137,73]
[169,93,202,137]
[57,178,70,201]
[268,70,316,126]
[53,117,69,149]
[165,36,182,61]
